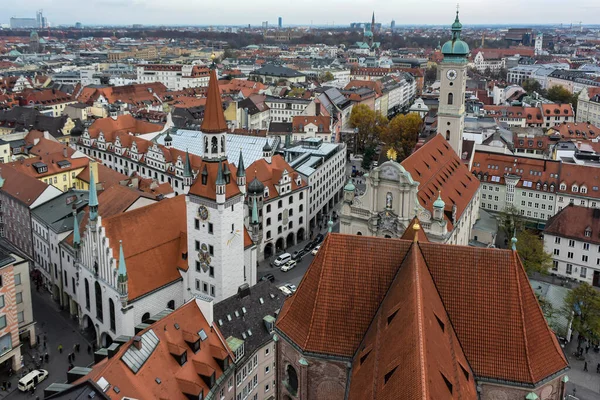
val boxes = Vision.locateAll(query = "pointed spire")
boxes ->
[237,149,245,177]
[88,163,98,221]
[183,149,193,178]
[118,240,127,280]
[216,158,225,186]
[73,211,81,247]
[200,68,228,133]
[251,196,259,224]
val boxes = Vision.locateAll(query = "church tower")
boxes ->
[438,9,469,158]
[201,54,228,161]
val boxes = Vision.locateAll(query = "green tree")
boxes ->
[287,87,305,98]
[424,65,437,84]
[381,113,422,162]
[349,104,388,152]
[222,48,236,60]
[516,230,552,275]
[361,147,376,170]
[563,283,600,340]
[498,204,525,241]
[546,85,573,104]
[320,71,334,82]
[522,78,542,94]
[571,91,580,112]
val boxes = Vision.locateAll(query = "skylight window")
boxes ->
[198,329,208,341]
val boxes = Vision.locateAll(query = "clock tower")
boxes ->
[438,9,469,157]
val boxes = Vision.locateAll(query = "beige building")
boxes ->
[576,87,600,126]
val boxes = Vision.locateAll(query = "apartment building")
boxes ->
[136,64,210,90]
[544,205,600,287]
[264,96,310,123]
[577,87,600,127]
[214,281,285,400]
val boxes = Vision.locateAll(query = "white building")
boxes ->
[576,87,600,127]
[286,138,347,231]
[544,205,600,287]
[264,96,310,123]
[473,51,506,74]
[136,64,210,90]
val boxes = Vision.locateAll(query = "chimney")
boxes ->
[132,336,142,350]
[63,147,68,158]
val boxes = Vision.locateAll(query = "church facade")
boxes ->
[341,11,480,245]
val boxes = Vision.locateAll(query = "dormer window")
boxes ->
[264,187,269,198]
[585,228,592,237]
[559,183,566,191]
[581,186,588,194]
[572,185,579,193]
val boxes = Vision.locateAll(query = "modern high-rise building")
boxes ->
[10,17,38,29]
[278,17,282,29]
[391,19,396,30]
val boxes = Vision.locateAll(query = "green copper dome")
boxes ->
[344,180,356,192]
[364,30,373,38]
[433,192,445,209]
[442,11,469,58]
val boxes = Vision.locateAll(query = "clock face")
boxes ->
[446,69,457,81]
[198,205,209,221]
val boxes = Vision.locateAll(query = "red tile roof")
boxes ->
[101,196,188,300]
[401,134,480,229]
[541,103,574,118]
[292,116,331,133]
[550,122,600,139]
[246,155,305,199]
[200,69,228,133]
[276,234,568,389]
[76,163,128,191]
[545,205,600,245]
[88,115,164,139]
[0,164,53,206]
[188,160,241,201]
[472,151,560,190]
[76,300,232,400]
[558,163,600,200]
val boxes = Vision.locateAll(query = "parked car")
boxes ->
[273,253,291,267]
[280,260,297,272]
[19,370,48,392]
[292,249,306,260]
[311,245,321,256]
[314,233,324,244]
[260,273,275,283]
[278,285,293,296]
[285,283,297,293]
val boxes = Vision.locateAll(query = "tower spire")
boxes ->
[200,67,227,134]
[237,149,245,177]
[88,163,98,222]
[73,211,81,248]
[117,240,128,306]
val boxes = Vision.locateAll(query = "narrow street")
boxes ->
[0,288,94,399]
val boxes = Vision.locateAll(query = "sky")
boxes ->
[3,0,600,27]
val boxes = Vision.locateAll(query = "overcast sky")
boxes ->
[3,0,599,26]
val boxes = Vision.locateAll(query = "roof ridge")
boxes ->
[412,243,429,399]
[512,250,536,384]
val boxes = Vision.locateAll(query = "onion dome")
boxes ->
[248,176,265,194]
[433,192,445,209]
[344,180,356,192]
[441,11,469,58]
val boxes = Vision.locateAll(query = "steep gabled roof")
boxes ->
[200,69,228,133]
[276,234,568,390]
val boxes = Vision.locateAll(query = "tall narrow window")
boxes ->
[95,281,103,322]
[448,92,454,105]
[84,279,90,310]
[109,299,116,332]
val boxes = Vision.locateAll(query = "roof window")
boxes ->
[384,366,398,384]
[441,372,453,394]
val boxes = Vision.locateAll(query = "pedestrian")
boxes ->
[87,344,91,354]
[75,343,80,353]
[587,344,591,354]
[43,340,46,350]
[44,353,48,362]
[43,334,46,342]
[39,355,43,364]
[596,362,600,373]
[36,334,39,344]
[58,344,63,353]
[72,352,76,362]
[584,361,588,371]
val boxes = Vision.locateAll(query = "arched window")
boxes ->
[446,130,451,140]
[84,279,90,310]
[286,365,298,395]
[357,232,363,235]
[221,136,225,153]
[95,282,103,322]
[211,137,218,153]
[167,300,175,310]
[142,312,151,323]
[204,137,209,153]
[109,299,116,332]
[448,92,454,105]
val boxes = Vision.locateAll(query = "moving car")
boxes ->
[314,233,324,244]
[273,253,291,267]
[19,369,48,392]
[311,245,321,256]
[304,241,314,252]
[260,273,275,282]
[280,260,297,272]
[292,249,306,260]
[278,285,293,296]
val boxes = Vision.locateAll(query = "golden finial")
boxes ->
[211,52,216,61]
[386,147,397,161]
[413,222,421,243]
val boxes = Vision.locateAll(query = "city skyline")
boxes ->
[3,0,600,27]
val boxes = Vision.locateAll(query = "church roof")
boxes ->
[276,234,568,391]
[188,159,241,201]
[200,68,228,134]
[401,134,479,230]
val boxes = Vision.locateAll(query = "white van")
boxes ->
[18,369,48,392]
[274,253,291,267]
